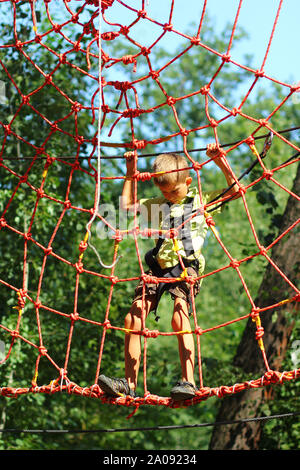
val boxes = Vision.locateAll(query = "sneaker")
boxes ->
[170,380,197,401]
[98,374,135,398]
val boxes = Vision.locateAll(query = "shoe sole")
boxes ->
[171,391,196,401]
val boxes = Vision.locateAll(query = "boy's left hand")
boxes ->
[206,143,220,157]
[206,143,225,167]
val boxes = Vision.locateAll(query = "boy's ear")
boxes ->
[186,176,192,186]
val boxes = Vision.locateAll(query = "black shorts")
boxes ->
[132,266,200,313]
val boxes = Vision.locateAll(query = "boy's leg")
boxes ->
[171,296,195,386]
[124,295,156,391]
[98,295,156,397]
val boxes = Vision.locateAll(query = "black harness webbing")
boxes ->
[144,196,199,320]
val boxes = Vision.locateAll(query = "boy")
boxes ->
[98,144,240,401]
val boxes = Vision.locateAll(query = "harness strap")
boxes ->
[144,195,199,320]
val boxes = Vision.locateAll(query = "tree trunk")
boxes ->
[209,163,300,450]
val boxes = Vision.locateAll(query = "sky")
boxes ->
[96,0,300,148]
[104,0,300,85]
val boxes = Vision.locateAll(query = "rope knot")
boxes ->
[141,46,150,56]
[231,107,240,116]
[255,69,265,78]
[163,23,173,31]
[259,245,267,257]
[195,326,203,336]
[222,53,231,62]
[238,184,246,196]
[138,9,147,18]
[59,53,67,63]
[190,37,200,45]
[245,136,255,146]
[19,174,28,183]
[150,70,160,79]
[122,108,143,118]
[23,231,32,241]
[132,139,146,149]
[142,228,156,238]
[113,230,123,242]
[167,96,176,106]
[103,320,111,329]
[75,261,84,273]
[37,188,45,199]
[79,240,88,252]
[167,228,179,239]
[263,169,273,180]
[210,119,218,128]
[259,119,268,127]
[200,85,210,95]
[109,275,119,285]
[100,0,115,11]
[70,312,79,322]
[112,80,131,92]
[122,55,137,72]
[230,258,240,269]
[44,74,53,84]
[75,135,85,144]
[142,273,159,284]
[250,307,260,319]
[255,326,264,340]
[143,328,160,338]
[71,101,82,112]
[101,31,119,41]
[53,23,62,33]
[193,162,202,171]
[119,25,130,36]
[39,346,47,356]
[205,214,215,227]
[22,95,30,105]
[3,124,12,135]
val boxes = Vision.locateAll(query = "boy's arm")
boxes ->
[206,144,241,199]
[120,151,141,212]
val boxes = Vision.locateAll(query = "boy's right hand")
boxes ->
[124,151,136,175]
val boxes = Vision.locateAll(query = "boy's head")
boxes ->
[152,153,192,204]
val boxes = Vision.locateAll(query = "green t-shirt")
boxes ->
[139,186,222,272]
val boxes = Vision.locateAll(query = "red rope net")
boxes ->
[0,0,299,412]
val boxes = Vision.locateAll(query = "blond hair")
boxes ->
[152,153,190,186]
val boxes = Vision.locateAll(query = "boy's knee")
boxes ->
[172,300,190,331]
[125,310,142,330]
[171,311,181,331]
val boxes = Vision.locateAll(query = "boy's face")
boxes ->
[157,177,192,204]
